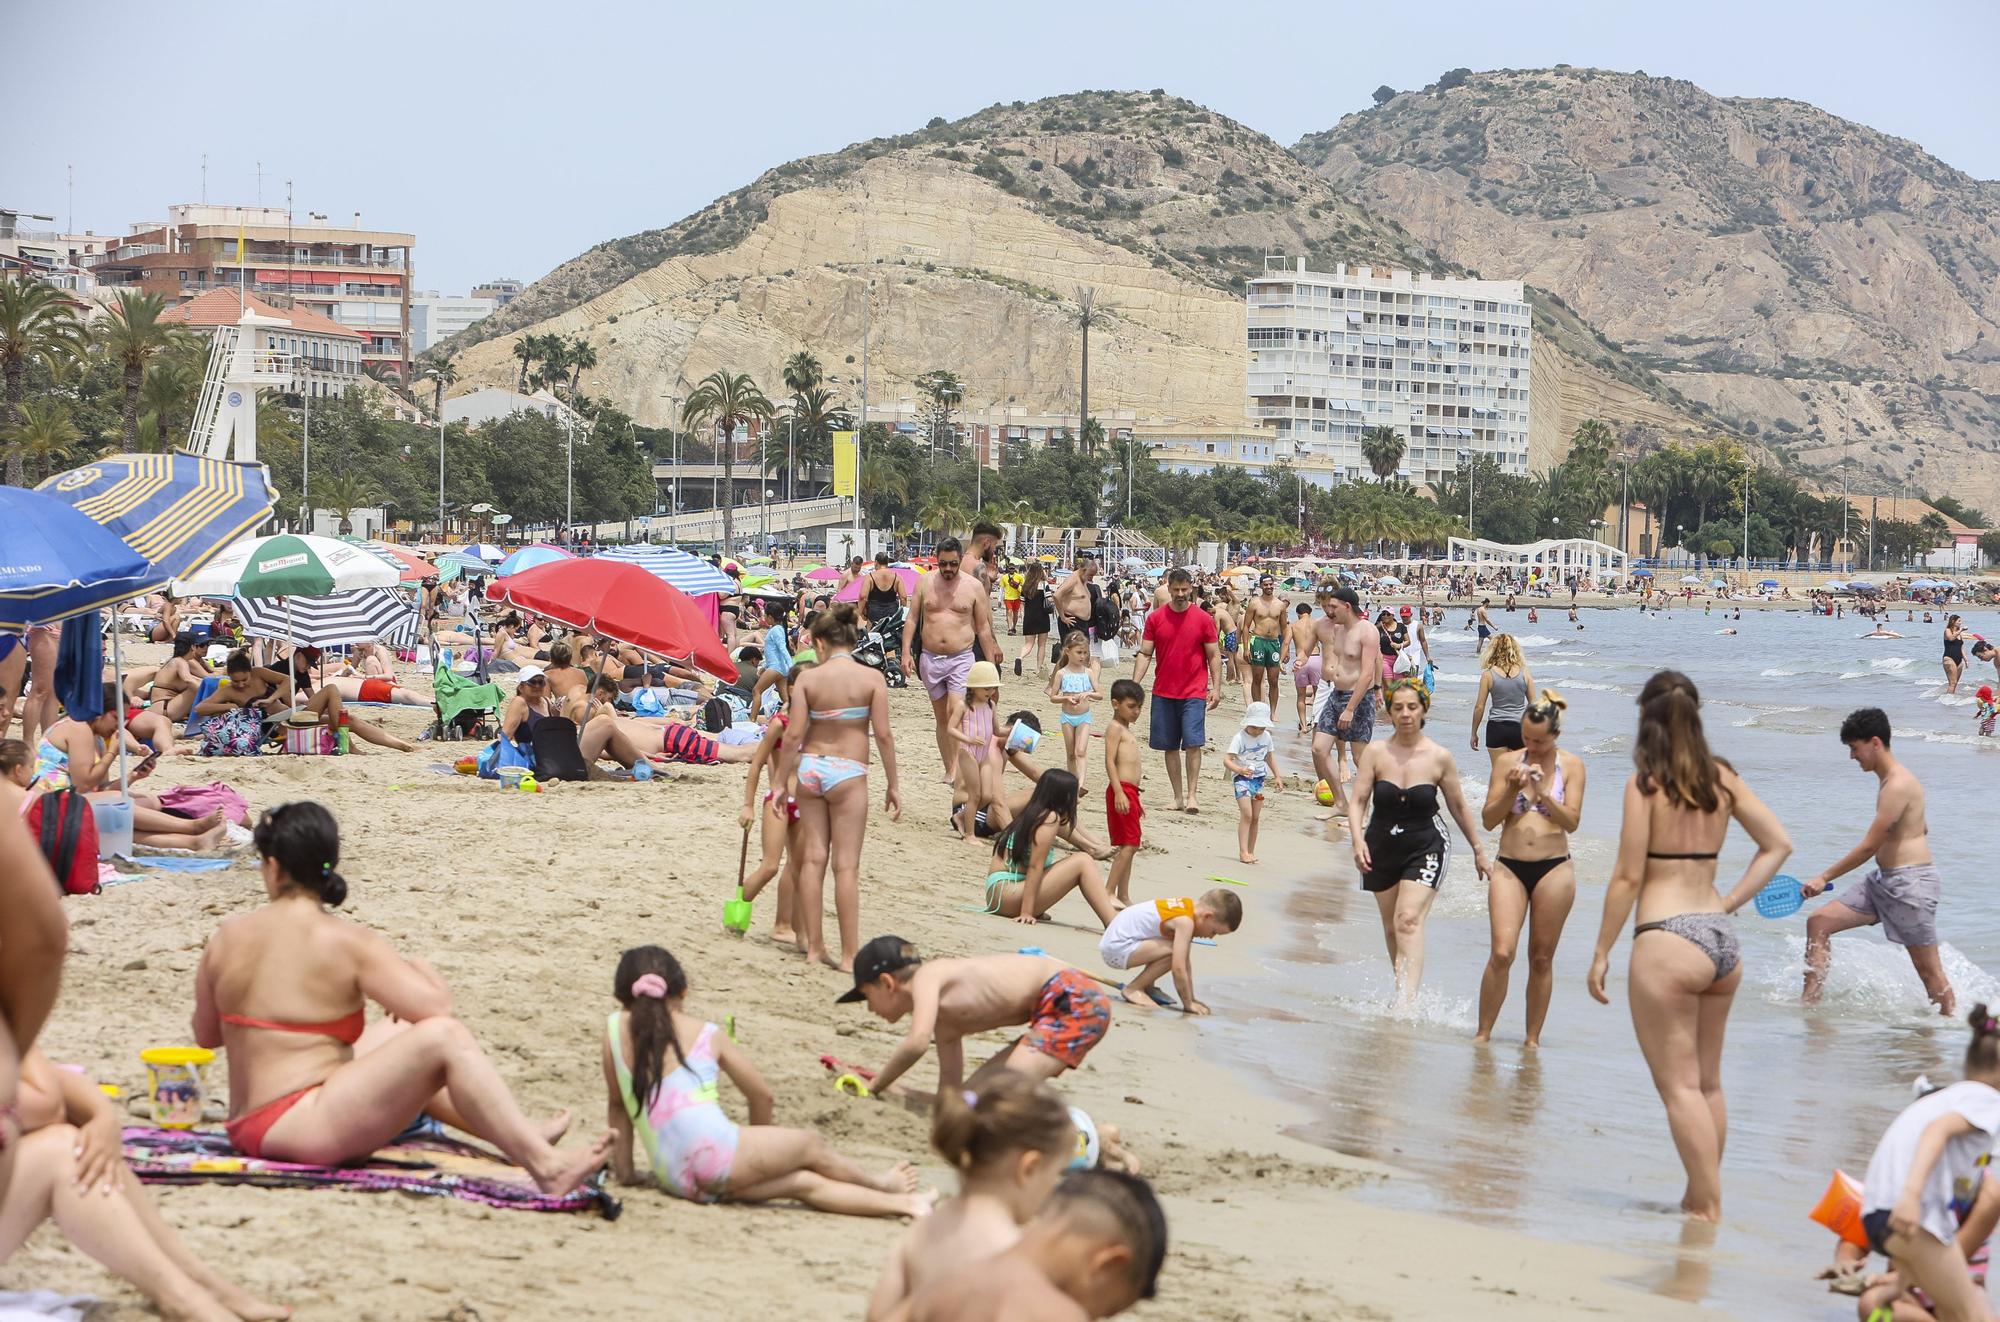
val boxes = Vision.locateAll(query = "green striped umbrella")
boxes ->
[172,534,399,599]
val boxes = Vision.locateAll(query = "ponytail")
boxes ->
[253,801,347,907]
[614,945,688,1111]
[1968,1002,2000,1075]
[932,1070,1075,1175]
[1632,670,1722,814]
[1524,688,1568,736]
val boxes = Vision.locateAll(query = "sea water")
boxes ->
[1208,604,2000,1318]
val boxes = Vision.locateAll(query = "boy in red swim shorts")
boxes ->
[840,937,1113,1098]
[1103,679,1146,904]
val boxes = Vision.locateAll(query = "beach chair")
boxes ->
[431,664,503,741]
[528,717,590,782]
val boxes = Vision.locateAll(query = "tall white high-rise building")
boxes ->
[1247,257,1532,486]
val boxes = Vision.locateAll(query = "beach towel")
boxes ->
[122,1126,620,1219]
[0,1291,97,1321]
[433,664,503,735]
[133,856,235,873]
[53,613,105,721]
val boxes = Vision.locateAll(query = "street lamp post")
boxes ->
[786,413,795,551]
[1457,448,1474,537]
[1009,499,1030,557]
[423,368,446,540]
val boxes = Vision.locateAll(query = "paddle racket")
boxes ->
[1753,874,1807,919]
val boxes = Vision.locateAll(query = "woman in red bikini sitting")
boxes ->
[192,802,610,1195]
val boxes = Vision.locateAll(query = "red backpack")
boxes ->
[26,788,102,896]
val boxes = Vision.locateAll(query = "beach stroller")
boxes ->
[856,606,907,689]
[430,664,503,741]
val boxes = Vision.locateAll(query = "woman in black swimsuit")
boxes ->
[1586,670,1790,1220]
[1014,562,1052,678]
[1943,614,1966,696]
[1346,677,1489,1006]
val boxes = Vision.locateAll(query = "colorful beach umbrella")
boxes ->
[594,544,734,595]
[235,587,420,647]
[484,559,734,679]
[834,565,918,603]
[456,543,507,563]
[0,486,155,632]
[33,452,275,611]
[437,552,495,579]
[356,540,432,583]
[175,533,399,599]
[498,544,572,577]
[804,565,844,582]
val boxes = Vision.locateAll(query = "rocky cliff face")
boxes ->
[1296,68,2000,509]
[443,90,1717,456]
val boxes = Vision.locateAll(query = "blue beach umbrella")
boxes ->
[1758,578,1780,587]
[1630,567,1654,577]
[438,553,496,579]
[456,543,507,563]
[497,544,572,578]
[0,486,155,631]
[32,452,274,615]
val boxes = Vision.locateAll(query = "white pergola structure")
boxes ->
[1447,535,1629,583]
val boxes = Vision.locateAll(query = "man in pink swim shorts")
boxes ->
[901,538,999,778]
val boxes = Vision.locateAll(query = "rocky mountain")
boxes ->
[441,90,1717,457]
[1296,67,2000,510]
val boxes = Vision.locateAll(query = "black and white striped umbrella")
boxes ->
[235,588,420,647]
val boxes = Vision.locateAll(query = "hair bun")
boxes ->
[1969,1002,1996,1036]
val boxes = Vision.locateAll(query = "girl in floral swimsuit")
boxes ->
[602,945,933,1217]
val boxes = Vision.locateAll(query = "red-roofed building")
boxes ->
[164,289,367,399]
[88,204,413,382]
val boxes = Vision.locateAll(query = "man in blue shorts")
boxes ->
[1133,568,1221,813]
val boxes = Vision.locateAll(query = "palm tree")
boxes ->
[914,369,964,451]
[1359,425,1407,482]
[2,399,81,483]
[0,277,87,483]
[511,337,535,392]
[785,386,850,495]
[1075,286,1102,451]
[318,471,369,537]
[425,359,459,422]
[565,337,597,393]
[140,355,200,446]
[782,351,822,398]
[860,447,909,526]
[680,371,774,546]
[920,493,968,546]
[98,291,184,451]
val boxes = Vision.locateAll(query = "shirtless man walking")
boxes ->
[1473,598,1496,658]
[1282,601,1320,732]
[1800,707,1954,1014]
[1311,586,1377,808]
[1052,555,1099,645]
[1242,574,1288,713]
[902,537,999,778]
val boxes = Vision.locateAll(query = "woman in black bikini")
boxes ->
[1476,690,1586,1047]
[1346,677,1489,1006]
[1943,614,1966,696]
[1586,670,1790,1220]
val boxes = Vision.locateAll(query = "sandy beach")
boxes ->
[6,634,1718,1321]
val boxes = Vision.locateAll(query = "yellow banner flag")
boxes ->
[832,430,857,497]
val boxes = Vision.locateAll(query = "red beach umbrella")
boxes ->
[485,558,735,680]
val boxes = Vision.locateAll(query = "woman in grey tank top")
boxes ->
[1471,633,1536,770]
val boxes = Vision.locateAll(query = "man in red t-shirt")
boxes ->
[1133,567,1222,813]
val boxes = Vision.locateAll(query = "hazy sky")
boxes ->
[9,1,1995,295]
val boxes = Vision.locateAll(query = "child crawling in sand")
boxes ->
[1098,889,1241,1016]
[840,937,1114,1100]
[601,944,934,1217]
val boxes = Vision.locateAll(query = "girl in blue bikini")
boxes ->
[603,945,933,1217]
[782,604,902,972]
[1045,632,1102,782]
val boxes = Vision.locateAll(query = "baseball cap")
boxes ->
[835,935,921,1004]
[515,665,546,683]
[1399,605,1412,618]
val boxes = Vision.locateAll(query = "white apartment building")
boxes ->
[1246,257,1532,486]
[409,291,498,352]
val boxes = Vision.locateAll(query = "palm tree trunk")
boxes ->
[3,357,23,486]
[1079,320,1089,446]
[123,363,142,450]
[720,422,735,547]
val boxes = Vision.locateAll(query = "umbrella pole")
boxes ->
[112,613,130,803]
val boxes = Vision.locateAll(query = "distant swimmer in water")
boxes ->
[1718,628,1738,636]
[1864,625,1904,639]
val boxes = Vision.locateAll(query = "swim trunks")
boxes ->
[1837,862,1943,947]
[1293,654,1322,690]
[1106,781,1143,847]
[918,648,974,701]
[1021,968,1112,1069]
[358,677,393,704]
[660,723,720,765]
[1315,688,1376,742]
[1232,774,1265,800]
[1249,635,1281,667]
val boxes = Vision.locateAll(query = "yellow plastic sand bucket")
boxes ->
[140,1046,214,1129]
[1809,1168,1869,1249]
